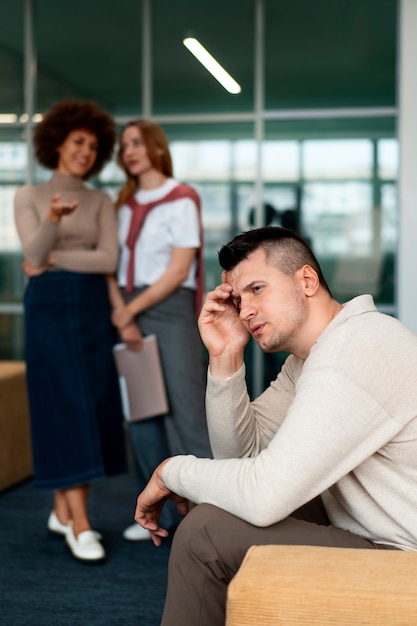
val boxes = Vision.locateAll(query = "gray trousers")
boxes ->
[124,287,212,528]
[124,287,211,456]
[161,499,397,626]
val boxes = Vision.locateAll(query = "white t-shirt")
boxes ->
[117,178,200,289]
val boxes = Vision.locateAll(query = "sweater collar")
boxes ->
[49,170,86,192]
[337,294,377,322]
[314,295,377,349]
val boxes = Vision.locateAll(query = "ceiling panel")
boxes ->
[153,0,255,114]
[0,0,397,118]
[34,0,143,114]
[265,0,397,108]
[0,2,24,113]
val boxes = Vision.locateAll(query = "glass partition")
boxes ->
[0,0,399,393]
[0,130,27,303]
[150,122,255,291]
[264,121,397,313]
[0,130,26,359]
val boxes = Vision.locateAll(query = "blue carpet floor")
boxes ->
[0,472,171,626]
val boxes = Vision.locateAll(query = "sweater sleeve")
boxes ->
[52,193,119,274]
[14,185,59,266]
[162,363,404,527]
[15,185,119,274]
[206,357,301,459]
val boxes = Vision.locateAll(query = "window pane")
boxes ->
[379,139,398,179]
[0,139,27,185]
[303,182,395,306]
[303,182,373,255]
[171,141,232,182]
[0,185,21,253]
[262,141,300,182]
[303,140,373,180]
[378,182,397,305]
[263,121,397,310]
[146,123,256,286]
[0,134,26,305]
[381,182,397,251]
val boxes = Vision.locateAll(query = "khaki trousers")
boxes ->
[161,498,396,626]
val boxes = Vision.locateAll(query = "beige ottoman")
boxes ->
[0,361,32,491]
[226,544,417,625]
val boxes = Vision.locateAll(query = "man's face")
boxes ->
[225,248,308,354]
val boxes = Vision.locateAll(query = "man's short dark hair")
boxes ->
[33,99,116,179]
[218,226,332,295]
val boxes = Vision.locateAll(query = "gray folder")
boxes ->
[112,335,169,421]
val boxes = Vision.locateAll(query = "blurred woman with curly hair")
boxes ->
[14,99,127,563]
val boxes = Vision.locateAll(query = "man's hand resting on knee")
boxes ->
[134,458,190,546]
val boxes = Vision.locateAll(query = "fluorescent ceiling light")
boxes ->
[19,113,43,123]
[0,113,43,124]
[183,37,241,95]
[0,114,17,123]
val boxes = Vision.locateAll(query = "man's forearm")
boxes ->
[205,364,256,459]
[208,351,245,379]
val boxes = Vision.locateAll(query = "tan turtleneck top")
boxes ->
[14,171,119,274]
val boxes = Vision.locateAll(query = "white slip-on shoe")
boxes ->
[65,522,105,562]
[47,511,103,540]
[122,523,151,541]
[47,511,69,536]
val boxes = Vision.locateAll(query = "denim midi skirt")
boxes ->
[24,271,126,490]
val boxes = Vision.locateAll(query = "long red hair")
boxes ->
[115,119,173,209]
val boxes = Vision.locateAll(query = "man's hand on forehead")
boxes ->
[221,270,235,288]
[221,271,234,298]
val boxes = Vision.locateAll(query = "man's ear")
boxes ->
[299,265,320,296]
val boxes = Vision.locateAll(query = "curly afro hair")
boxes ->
[33,99,116,179]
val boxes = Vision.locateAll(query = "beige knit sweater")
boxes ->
[14,171,118,274]
[163,295,417,551]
